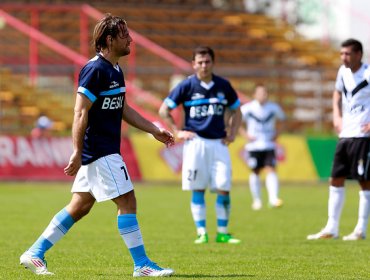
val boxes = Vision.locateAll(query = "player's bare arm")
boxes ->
[124,99,174,147]
[159,102,196,141]
[223,107,242,145]
[238,123,256,142]
[332,90,342,134]
[274,119,285,141]
[64,93,91,176]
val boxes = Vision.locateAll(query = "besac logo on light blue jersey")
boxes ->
[100,84,125,110]
[188,96,228,118]
[189,103,224,118]
[102,96,124,110]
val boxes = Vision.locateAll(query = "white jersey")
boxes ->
[335,63,370,138]
[241,100,285,151]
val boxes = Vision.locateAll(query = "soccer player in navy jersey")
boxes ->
[20,14,174,277]
[159,46,242,244]
[307,39,370,241]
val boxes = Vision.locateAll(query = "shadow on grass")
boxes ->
[172,274,255,278]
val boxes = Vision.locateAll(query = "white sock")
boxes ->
[249,173,261,202]
[325,186,345,234]
[191,202,206,235]
[215,194,230,234]
[354,190,370,235]
[266,172,279,204]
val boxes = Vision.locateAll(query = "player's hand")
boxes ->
[176,130,196,141]
[247,134,256,141]
[333,116,342,134]
[222,134,235,145]
[153,128,175,147]
[361,123,370,133]
[64,151,82,176]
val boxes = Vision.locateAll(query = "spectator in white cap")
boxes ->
[31,115,53,138]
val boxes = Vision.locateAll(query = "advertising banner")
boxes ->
[0,134,334,182]
[131,133,320,183]
[0,136,141,181]
[0,136,73,180]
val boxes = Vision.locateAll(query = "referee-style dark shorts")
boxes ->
[247,149,276,171]
[331,137,370,181]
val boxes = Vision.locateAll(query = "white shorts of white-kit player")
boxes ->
[72,153,134,202]
[182,135,231,192]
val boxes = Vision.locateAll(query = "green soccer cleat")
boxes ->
[216,233,241,244]
[194,233,208,244]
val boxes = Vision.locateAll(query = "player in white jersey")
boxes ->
[240,85,285,210]
[307,38,370,241]
[159,46,242,244]
[19,14,174,277]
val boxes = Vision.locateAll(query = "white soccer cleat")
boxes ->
[251,200,262,211]
[342,231,365,241]
[133,261,174,277]
[20,252,54,275]
[307,229,338,240]
[269,199,283,209]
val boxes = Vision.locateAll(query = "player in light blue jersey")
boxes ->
[159,46,242,244]
[20,14,175,277]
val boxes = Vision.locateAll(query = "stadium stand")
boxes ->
[0,69,72,134]
[0,0,340,135]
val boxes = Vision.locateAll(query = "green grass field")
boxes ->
[0,181,369,280]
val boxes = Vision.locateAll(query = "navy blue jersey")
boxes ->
[77,54,125,164]
[165,74,240,139]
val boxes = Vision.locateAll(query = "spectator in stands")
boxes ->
[20,13,175,277]
[30,115,53,138]
[159,46,242,244]
[307,38,370,241]
[239,84,285,210]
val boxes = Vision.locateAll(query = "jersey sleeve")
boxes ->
[225,82,240,110]
[334,66,344,92]
[274,103,285,120]
[364,67,370,83]
[240,103,250,121]
[164,79,189,109]
[77,64,101,103]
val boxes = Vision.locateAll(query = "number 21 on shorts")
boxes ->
[187,169,198,181]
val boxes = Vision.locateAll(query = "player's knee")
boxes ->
[114,191,137,214]
[66,203,93,221]
[359,180,370,190]
[329,177,345,186]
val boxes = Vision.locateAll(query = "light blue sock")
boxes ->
[118,214,149,267]
[216,193,230,234]
[191,191,206,235]
[28,208,75,258]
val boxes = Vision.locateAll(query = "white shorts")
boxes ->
[182,136,231,192]
[72,154,134,202]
